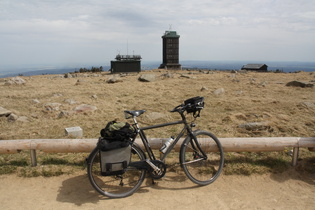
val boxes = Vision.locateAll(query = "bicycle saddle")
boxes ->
[124,110,146,117]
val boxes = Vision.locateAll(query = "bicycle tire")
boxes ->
[86,144,146,198]
[180,130,224,185]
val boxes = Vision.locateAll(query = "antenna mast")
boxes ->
[127,39,129,55]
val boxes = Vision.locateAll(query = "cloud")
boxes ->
[0,0,314,67]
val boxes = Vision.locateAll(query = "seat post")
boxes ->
[132,116,140,130]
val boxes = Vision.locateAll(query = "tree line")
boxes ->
[73,66,104,73]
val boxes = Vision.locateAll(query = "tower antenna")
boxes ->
[169,24,172,31]
[127,39,129,55]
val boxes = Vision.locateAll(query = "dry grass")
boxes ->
[0,70,314,140]
[0,70,314,177]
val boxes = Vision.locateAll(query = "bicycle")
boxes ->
[86,96,224,198]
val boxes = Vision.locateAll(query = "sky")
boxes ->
[0,0,315,71]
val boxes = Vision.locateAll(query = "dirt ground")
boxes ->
[0,169,314,210]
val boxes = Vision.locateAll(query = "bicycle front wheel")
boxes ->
[180,130,224,185]
[86,144,146,198]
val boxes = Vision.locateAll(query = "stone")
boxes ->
[75,79,86,85]
[238,122,270,131]
[235,90,243,95]
[65,126,83,138]
[286,81,314,88]
[64,73,73,78]
[32,99,40,104]
[0,106,12,117]
[161,73,174,79]
[200,86,208,91]
[258,81,267,87]
[180,74,195,79]
[74,104,97,113]
[44,103,62,111]
[65,99,77,105]
[58,111,70,118]
[17,116,29,123]
[7,113,18,122]
[298,102,315,109]
[107,76,123,83]
[138,74,156,82]
[52,93,63,97]
[213,88,225,95]
[5,77,26,85]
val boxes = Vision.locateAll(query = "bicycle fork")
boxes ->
[189,133,208,160]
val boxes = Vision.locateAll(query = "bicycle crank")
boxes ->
[145,159,166,179]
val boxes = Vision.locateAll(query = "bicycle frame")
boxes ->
[131,111,197,162]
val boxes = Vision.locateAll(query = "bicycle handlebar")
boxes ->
[170,99,204,117]
[170,103,189,113]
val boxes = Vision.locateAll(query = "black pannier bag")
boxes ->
[184,96,205,117]
[97,121,136,176]
[100,121,136,141]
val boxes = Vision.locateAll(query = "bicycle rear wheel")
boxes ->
[86,144,146,198]
[180,130,224,185]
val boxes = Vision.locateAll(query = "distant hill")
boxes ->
[0,67,110,78]
[0,60,314,78]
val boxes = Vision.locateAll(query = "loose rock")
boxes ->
[74,104,97,113]
[17,116,29,123]
[5,77,26,85]
[213,88,225,95]
[298,102,315,109]
[138,74,156,82]
[32,99,40,104]
[286,81,314,88]
[64,99,77,105]
[200,86,208,91]
[7,113,18,122]
[0,107,12,117]
[107,76,123,83]
[44,103,62,111]
[238,122,271,131]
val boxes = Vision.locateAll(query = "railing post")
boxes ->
[292,147,299,166]
[30,149,37,167]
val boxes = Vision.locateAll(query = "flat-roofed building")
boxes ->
[110,54,142,74]
[241,64,268,72]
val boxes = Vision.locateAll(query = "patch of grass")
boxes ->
[0,152,30,175]
[0,148,314,177]
[223,151,292,175]
[0,151,87,177]
[18,168,41,177]
[223,149,315,175]
[0,165,17,175]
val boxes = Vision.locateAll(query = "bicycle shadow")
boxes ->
[56,174,151,204]
[56,174,106,205]
[138,171,201,192]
